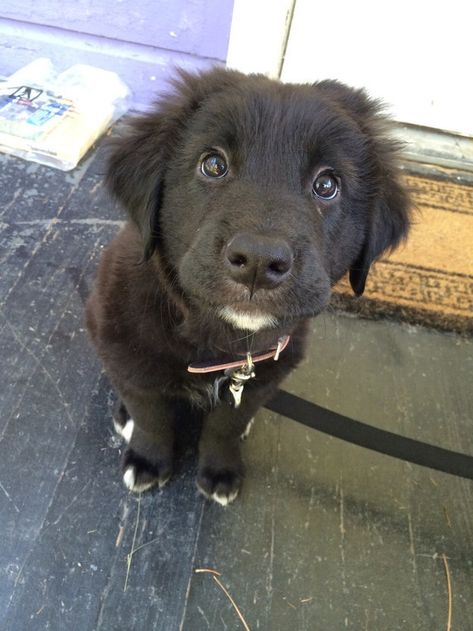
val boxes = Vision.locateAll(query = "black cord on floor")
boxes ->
[266,390,473,480]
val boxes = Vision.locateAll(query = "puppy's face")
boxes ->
[108,70,410,331]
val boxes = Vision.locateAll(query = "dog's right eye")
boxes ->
[312,170,339,200]
[200,152,228,178]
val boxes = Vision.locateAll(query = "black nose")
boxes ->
[224,233,294,290]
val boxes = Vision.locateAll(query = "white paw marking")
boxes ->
[240,417,255,440]
[113,418,134,443]
[218,306,277,331]
[212,489,239,506]
[121,419,134,443]
[113,418,124,436]
[123,466,136,490]
[122,466,156,493]
[197,482,239,506]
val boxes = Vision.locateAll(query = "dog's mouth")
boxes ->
[181,273,283,331]
[178,254,332,332]
[185,277,331,332]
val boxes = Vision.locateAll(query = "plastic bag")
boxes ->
[0,58,130,170]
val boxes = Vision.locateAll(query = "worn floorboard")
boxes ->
[0,145,472,631]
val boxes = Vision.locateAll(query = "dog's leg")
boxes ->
[197,385,274,506]
[116,394,176,493]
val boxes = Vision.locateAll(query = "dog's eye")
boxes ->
[312,171,339,200]
[200,152,228,178]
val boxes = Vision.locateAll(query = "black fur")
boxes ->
[86,68,410,504]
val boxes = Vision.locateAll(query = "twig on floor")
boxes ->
[443,506,452,528]
[130,536,162,555]
[124,493,142,592]
[195,569,251,631]
[195,568,222,577]
[442,553,453,631]
[115,525,125,547]
[212,575,251,631]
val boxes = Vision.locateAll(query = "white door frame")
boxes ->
[227,0,473,168]
[226,0,295,78]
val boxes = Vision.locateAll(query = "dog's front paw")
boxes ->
[197,444,244,506]
[122,447,172,493]
[197,465,242,506]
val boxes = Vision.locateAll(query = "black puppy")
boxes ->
[86,68,410,505]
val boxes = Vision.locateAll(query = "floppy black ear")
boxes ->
[107,114,168,260]
[349,175,410,296]
[347,115,411,296]
[314,80,411,296]
[107,67,246,260]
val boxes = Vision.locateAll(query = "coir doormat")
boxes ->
[332,166,473,335]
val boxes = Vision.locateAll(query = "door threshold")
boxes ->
[393,124,473,183]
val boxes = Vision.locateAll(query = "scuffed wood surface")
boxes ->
[0,144,472,630]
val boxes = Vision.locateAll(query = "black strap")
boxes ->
[266,389,473,481]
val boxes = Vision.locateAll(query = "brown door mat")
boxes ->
[332,164,473,334]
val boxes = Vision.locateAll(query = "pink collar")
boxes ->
[187,335,291,374]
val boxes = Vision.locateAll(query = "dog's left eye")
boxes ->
[200,152,228,178]
[312,170,339,200]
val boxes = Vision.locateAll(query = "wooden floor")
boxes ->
[1,144,472,631]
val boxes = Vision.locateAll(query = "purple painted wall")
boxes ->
[0,0,235,110]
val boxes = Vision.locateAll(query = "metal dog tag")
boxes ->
[228,380,245,408]
[224,353,255,408]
